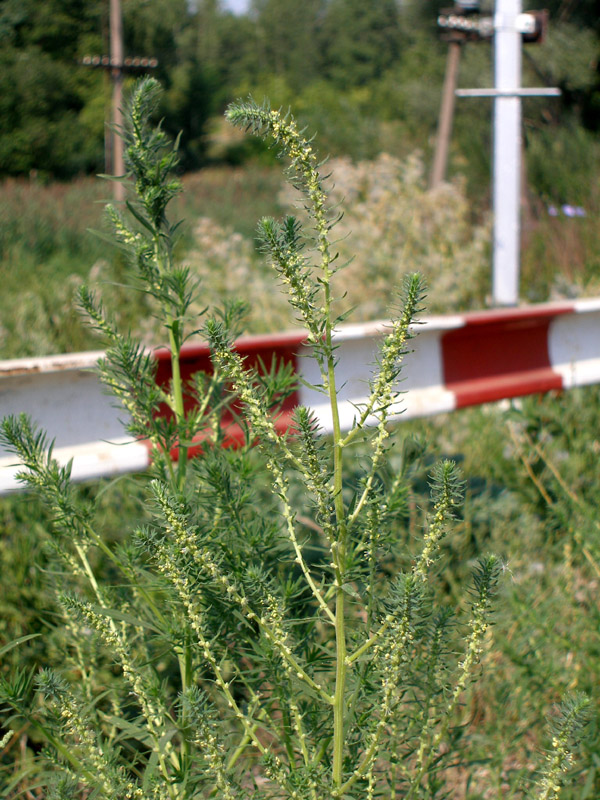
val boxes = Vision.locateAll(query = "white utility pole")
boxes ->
[492,0,522,306]
[453,2,560,306]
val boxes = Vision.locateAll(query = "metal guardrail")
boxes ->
[2,298,600,494]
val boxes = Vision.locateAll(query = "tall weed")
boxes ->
[0,80,590,799]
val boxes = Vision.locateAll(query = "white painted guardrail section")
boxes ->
[2,299,600,495]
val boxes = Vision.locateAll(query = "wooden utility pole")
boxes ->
[110,0,125,201]
[430,4,486,189]
[430,40,462,188]
[81,1,158,202]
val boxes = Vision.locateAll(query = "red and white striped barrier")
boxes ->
[2,298,600,494]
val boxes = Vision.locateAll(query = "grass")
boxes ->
[2,155,599,359]
[521,187,600,303]
[0,165,284,358]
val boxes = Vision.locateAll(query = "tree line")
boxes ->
[0,0,598,184]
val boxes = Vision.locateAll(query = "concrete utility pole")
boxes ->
[441,1,559,306]
[492,0,522,305]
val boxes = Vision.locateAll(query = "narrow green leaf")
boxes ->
[0,634,41,660]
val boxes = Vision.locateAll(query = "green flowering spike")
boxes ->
[429,459,465,510]
[36,668,69,701]
[257,215,323,341]
[46,774,81,800]
[227,99,336,290]
[77,285,118,342]
[410,461,466,581]
[535,693,591,800]
[123,77,181,229]
[472,553,501,603]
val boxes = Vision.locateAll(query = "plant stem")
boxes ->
[324,279,348,790]
[155,232,191,790]
[177,633,193,781]
[333,582,347,788]
[168,324,188,489]
[153,230,188,490]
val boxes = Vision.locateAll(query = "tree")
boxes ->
[0,46,105,177]
[320,0,403,87]
[251,0,326,90]
[0,0,105,177]
[0,0,216,177]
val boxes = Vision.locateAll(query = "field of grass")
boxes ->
[0,165,284,358]
[1,154,600,797]
[1,154,599,358]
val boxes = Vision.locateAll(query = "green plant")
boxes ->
[0,79,589,799]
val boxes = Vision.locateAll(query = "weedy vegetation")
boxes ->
[0,79,591,799]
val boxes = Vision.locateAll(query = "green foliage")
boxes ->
[0,0,103,58]
[123,0,215,171]
[420,383,600,798]
[250,0,326,91]
[527,122,600,206]
[0,46,104,178]
[319,0,402,87]
[0,0,213,177]
[0,0,105,177]
[0,79,591,799]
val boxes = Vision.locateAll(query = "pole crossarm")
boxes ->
[456,87,561,97]
[438,10,546,41]
[80,55,159,69]
[438,13,494,39]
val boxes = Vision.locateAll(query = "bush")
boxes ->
[279,151,491,316]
